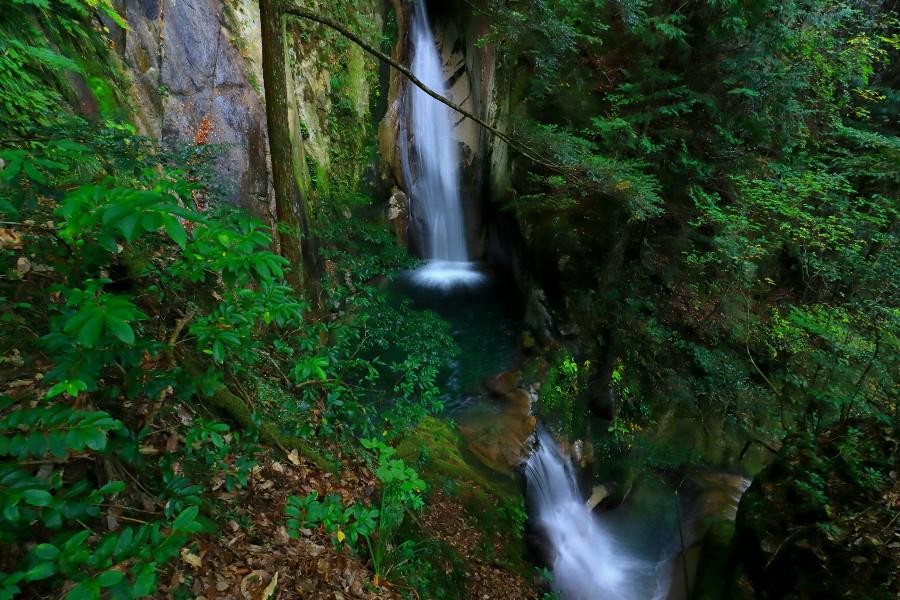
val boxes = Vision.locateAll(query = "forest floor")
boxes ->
[154,443,536,600]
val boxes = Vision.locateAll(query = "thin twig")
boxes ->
[100,503,161,515]
[145,310,197,429]
[764,526,814,572]
[258,350,293,386]
[118,515,150,525]
[295,378,335,389]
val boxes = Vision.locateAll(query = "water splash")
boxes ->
[402,2,484,290]
[407,260,485,290]
[525,428,670,600]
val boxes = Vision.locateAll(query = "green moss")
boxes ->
[313,161,331,196]
[693,520,743,600]
[86,75,123,119]
[286,0,384,218]
[345,45,367,116]
[397,417,531,574]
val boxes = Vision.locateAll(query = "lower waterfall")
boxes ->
[525,427,672,600]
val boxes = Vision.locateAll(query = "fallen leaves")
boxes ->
[180,548,203,569]
[421,492,538,600]
[156,450,400,600]
[143,426,534,600]
[260,571,278,600]
[16,256,53,276]
[0,228,23,249]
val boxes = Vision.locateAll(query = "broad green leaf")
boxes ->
[113,526,134,559]
[172,506,199,531]
[131,562,157,596]
[96,481,126,496]
[105,315,135,345]
[32,543,59,560]
[97,569,124,588]
[45,381,69,399]
[64,530,91,552]
[47,431,69,457]
[117,212,141,242]
[164,216,187,248]
[24,561,55,582]
[22,488,52,507]
[141,211,162,232]
[65,580,98,600]
[212,340,225,363]
[83,427,108,451]
[22,161,45,184]
[78,314,104,348]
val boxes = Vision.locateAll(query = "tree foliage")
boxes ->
[495,0,898,444]
[0,3,458,598]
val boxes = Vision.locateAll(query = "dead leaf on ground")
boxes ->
[181,548,202,569]
[0,228,23,249]
[261,571,279,600]
[240,569,270,599]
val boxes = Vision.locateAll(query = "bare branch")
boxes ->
[280,4,566,173]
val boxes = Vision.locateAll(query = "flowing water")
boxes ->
[402,1,485,289]
[526,428,673,600]
[397,6,727,599]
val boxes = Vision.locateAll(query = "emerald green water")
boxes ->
[392,273,523,414]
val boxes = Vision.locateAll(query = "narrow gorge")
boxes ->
[0,1,896,600]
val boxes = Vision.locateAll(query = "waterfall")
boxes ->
[402,1,484,289]
[525,427,671,600]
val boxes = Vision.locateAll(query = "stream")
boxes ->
[395,3,741,598]
[398,275,691,600]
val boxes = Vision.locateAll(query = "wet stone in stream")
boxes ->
[457,369,537,471]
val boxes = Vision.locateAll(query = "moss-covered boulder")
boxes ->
[397,417,530,572]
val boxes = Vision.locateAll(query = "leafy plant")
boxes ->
[285,438,427,587]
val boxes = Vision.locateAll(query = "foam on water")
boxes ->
[409,260,487,290]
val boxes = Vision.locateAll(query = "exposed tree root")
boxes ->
[184,360,340,473]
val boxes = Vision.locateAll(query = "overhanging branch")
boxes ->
[281,4,564,172]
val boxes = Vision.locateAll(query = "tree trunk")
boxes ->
[259,0,316,294]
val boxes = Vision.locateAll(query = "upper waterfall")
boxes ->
[402,1,485,289]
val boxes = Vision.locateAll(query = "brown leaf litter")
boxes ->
[155,448,537,600]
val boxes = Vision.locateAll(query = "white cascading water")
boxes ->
[525,427,671,600]
[403,1,484,289]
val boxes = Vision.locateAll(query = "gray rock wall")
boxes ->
[119,0,271,215]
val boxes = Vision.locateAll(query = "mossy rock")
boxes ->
[692,520,755,600]
[733,418,899,599]
[397,417,530,573]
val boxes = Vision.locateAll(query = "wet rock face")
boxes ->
[121,0,270,213]
[457,369,537,471]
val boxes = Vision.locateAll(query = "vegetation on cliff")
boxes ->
[0,0,897,599]
[484,0,898,595]
[0,2,530,598]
